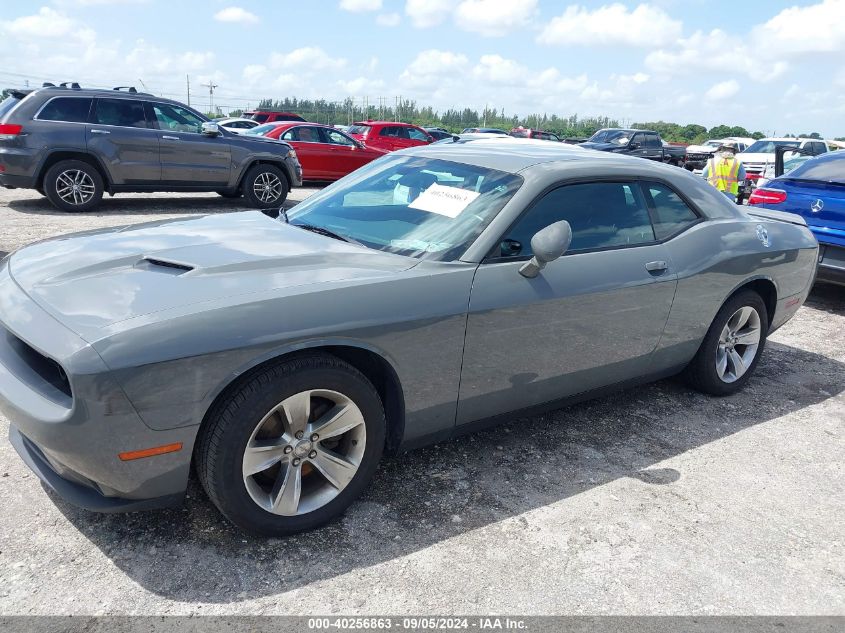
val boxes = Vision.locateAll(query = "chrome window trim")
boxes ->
[33,95,94,123]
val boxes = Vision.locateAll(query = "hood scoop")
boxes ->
[138,257,194,275]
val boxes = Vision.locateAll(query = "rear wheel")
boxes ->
[196,354,386,536]
[43,160,104,212]
[241,164,289,209]
[683,290,768,396]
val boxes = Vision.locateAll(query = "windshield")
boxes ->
[244,123,279,136]
[347,124,371,136]
[744,140,799,154]
[703,140,722,148]
[286,155,523,261]
[588,129,609,142]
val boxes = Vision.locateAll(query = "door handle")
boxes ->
[645,260,669,274]
[161,135,180,140]
[90,129,110,135]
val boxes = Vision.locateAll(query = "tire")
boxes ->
[683,290,768,396]
[216,190,242,199]
[241,164,289,210]
[195,353,386,536]
[43,159,104,212]
[35,186,46,197]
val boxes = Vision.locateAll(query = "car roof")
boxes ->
[20,85,193,108]
[401,138,666,173]
[760,137,820,142]
[351,120,419,127]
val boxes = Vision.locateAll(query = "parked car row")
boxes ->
[0,84,302,211]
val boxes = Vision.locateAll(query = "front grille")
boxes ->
[3,327,72,398]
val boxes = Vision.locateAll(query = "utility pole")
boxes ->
[186,75,191,106]
[202,80,218,115]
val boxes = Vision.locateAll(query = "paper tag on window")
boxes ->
[408,183,480,218]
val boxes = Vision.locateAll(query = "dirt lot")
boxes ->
[0,188,842,616]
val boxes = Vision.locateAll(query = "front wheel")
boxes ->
[683,290,768,396]
[195,354,386,536]
[43,160,104,212]
[241,164,289,209]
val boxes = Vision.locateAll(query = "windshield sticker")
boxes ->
[408,183,480,218]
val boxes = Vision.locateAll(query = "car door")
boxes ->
[643,133,664,161]
[150,102,231,185]
[87,98,161,184]
[323,127,372,178]
[456,180,677,425]
[376,125,401,151]
[280,126,329,180]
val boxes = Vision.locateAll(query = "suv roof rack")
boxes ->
[58,82,81,90]
[42,82,56,88]
[113,86,138,93]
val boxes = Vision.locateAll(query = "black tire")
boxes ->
[216,190,242,199]
[683,290,768,396]
[195,353,386,536]
[35,186,46,197]
[241,164,289,209]
[43,159,104,212]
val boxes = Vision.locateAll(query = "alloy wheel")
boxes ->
[252,172,283,203]
[55,169,96,206]
[242,389,366,516]
[715,306,762,383]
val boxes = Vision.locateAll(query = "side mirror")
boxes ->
[628,142,640,150]
[355,140,365,149]
[201,122,221,137]
[519,221,572,278]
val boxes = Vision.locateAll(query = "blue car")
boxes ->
[750,151,845,286]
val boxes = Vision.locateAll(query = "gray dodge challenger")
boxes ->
[0,140,818,535]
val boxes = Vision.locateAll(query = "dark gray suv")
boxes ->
[0,84,303,212]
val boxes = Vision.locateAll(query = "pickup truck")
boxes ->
[579,128,686,166]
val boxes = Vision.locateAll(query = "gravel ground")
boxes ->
[0,188,843,616]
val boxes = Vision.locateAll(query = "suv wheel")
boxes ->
[43,160,104,212]
[242,164,289,209]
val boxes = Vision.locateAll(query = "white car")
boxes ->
[214,117,261,135]
[684,137,754,174]
[736,137,829,185]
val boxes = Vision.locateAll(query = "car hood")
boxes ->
[736,153,775,164]
[686,145,718,154]
[579,141,619,151]
[8,212,416,338]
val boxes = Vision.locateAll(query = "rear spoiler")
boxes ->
[746,208,807,226]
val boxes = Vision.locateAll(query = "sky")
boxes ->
[1,0,844,136]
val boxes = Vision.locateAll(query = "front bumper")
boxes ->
[9,426,184,512]
[0,258,196,512]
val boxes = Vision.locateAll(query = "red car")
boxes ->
[248,122,387,181]
[510,127,561,142]
[347,120,434,152]
[244,110,306,123]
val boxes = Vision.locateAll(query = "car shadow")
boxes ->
[51,337,845,604]
[6,195,303,217]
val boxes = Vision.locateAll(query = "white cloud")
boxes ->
[376,13,401,27]
[645,29,789,82]
[405,0,452,28]
[213,6,259,25]
[473,55,527,85]
[399,49,470,92]
[706,80,740,101]
[754,0,845,54]
[454,0,538,37]
[339,0,383,12]
[2,7,94,40]
[337,76,386,94]
[538,3,682,47]
[270,47,347,72]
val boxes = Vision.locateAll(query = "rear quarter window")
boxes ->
[36,97,93,123]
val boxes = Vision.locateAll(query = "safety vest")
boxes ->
[707,156,741,195]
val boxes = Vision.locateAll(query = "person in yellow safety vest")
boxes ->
[702,142,746,203]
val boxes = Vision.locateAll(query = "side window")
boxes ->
[326,129,355,146]
[548,134,561,142]
[500,182,656,257]
[296,126,320,143]
[151,103,204,134]
[407,127,429,142]
[281,128,297,141]
[93,99,147,128]
[643,182,699,240]
[630,133,644,148]
[36,97,93,123]
[812,142,827,155]
[379,126,398,137]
